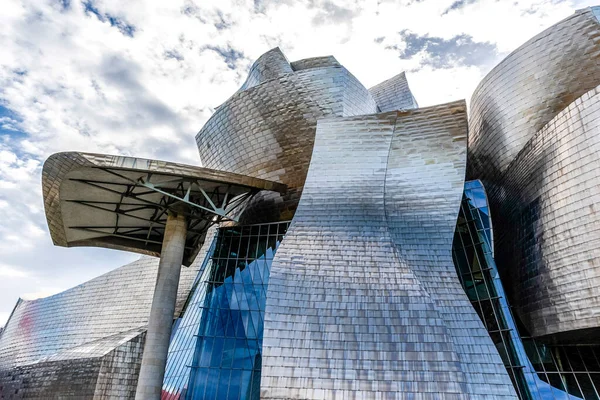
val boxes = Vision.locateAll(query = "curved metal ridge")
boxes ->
[493,84,600,338]
[196,47,417,225]
[237,47,343,95]
[468,6,600,339]
[236,47,293,94]
[261,101,516,398]
[196,52,378,222]
[383,102,513,397]
[469,7,600,176]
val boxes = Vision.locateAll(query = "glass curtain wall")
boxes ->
[162,233,218,400]
[162,221,290,400]
[452,180,600,400]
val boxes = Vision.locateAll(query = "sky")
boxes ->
[0,0,597,327]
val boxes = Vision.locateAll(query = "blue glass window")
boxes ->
[162,221,289,400]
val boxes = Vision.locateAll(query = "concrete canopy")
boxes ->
[42,152,286,266]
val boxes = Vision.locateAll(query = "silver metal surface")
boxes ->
[368,71,418,111]
[468,6,600,339]
[9,30,592,397]
[0,256,200,370]
[0,328,146,399]
[196,48,378,222]
[0,254,202,398]
[453,180,600,399]
[235,47,294,94]
[260,102,516,399]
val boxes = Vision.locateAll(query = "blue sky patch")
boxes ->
[0,105,26,139]
[82,0,136,37]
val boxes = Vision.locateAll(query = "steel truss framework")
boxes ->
[65,166,260,265]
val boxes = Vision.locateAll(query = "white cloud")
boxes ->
[0,264,29,278]
[0,313,10,329]
[0,0,594,326]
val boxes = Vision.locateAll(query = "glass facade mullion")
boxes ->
[579,347,600,400]
[455,194,510,352]
[161,221,289,400]
[563,349,586,399]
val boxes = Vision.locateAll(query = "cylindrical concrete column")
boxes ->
[135,212,187,400]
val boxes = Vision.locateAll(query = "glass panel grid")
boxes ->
[183,221,289,400]
[453,180,600,400]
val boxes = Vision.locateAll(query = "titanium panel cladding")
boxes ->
[452,181,600,399]
[235,48,293,94]
[260,102,515,399]
[368,71,418,112]
[0,329,146,399]
[385,103,513,398]
[496,85,600,338]
[468,6,600,338]
[469,7,600,175]
[0,256,200,369]
[195,48,377,221]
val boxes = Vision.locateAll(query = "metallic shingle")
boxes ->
[468,6,600,339]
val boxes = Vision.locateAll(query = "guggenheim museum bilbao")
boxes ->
[2,6,600,400]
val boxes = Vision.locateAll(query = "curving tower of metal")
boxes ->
[468,6,600,339]
[195,47,378,222]
[260,102,515,399]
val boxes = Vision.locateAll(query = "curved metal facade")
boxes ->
[384,104,512,397]
[195,49,378,221]
[468,6,600,339]
[452,180,600,399]
[236,48,293,94]
[469,8,600,175]
[0,328,146,399]
[260,103,516,399]
[15,21,600,396]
